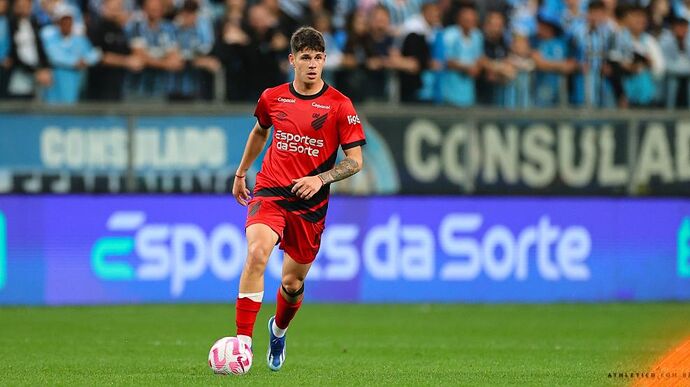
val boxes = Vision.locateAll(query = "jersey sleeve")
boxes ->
[337,99,366,150]
[253,90,273,129]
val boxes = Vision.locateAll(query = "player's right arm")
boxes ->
[232,122,270,206]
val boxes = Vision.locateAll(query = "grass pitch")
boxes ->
[1,303,688,385]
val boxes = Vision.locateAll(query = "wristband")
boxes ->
[235,174,246,179]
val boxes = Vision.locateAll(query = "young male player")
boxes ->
[231,26,366,371]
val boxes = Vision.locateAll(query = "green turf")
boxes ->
[1,303,689,386]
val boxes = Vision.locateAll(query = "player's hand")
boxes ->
[291,176,323,200]
[232,175,251,206]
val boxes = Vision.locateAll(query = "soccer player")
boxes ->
[231,26,366,372]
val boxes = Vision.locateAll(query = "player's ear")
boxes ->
[288,53,295,67]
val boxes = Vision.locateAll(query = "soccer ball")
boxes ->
[208,337,252,375]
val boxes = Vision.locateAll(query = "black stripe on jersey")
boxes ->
[298,203,329,223]
[255,186,294,198]
[341,139,366,150]
[275,186,330,212]
[254,150,338,199]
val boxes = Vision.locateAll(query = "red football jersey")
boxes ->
[252,82,366,223]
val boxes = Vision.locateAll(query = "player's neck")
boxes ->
[291,79,325,97]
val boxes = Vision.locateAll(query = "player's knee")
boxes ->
[281,275,305,294]
[245,242,270,270]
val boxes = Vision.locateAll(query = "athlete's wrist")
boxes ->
[317,174,328,186]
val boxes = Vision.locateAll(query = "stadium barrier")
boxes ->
[1,104,689,195]
[0,195,689,305]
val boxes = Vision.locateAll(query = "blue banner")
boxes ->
[0,113,399,194]
[0,196,688,304]
[0,114,259,193]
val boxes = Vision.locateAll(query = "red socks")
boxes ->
[235,287,303,337]
[235,297,261,337]
[274,287,303,329]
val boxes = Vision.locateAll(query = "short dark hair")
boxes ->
[625,5,647,15]
[587,0,605,11]
[290,26,325,54]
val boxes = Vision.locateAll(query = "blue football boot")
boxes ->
[266,316,286,371]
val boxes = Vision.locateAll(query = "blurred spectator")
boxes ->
[36,0,86,35]
[7,0,52,99]
[478,10,513,106]
[532,12,576,107]
[332,0,357,30]
[125,0,183,99]
[649,0,671,36]
[507,33,534,108]
[339,9,372,101]
[1,0,688,107]
[475,0,512,21]
[660,14,690,107]
[220,0,246,26]
[442,3,483,106]
[313,10,342,85]
[570,0,614,107]
[243,3,288,100]
[40,4,100,104]
[86,0,144,101]
[673,0,690,21]
[303,0,328,25]
[380,0,424,31]
[169,0,219,100]
[510,0,539,36]
[561,0,586,33]
[89,0,136,19]
[260,0,298,37]
[401,1,443,102]
[340,5,395,102]
[214,0,250,101]
[610,5,664,107]
[0,0,9,98]
[366,5,395,101]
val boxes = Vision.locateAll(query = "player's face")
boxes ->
[290,49,326,85]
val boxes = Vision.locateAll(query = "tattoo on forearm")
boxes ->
[318,157,359,185]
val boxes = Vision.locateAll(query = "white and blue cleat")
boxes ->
[266,316,286,371]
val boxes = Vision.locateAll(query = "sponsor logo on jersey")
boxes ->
[277,97,296,103]
[274,130,324,156]
[312,102,331,110]
[311,113,328,130]
[347,115,361,125]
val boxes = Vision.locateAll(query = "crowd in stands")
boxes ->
[2,0,690,108]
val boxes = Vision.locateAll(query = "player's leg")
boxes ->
[236,223,279,348]
[267,216,324,371]
[267,253,311,371]
[273,254,310,335]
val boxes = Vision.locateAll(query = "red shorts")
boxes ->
[245,197,325,264]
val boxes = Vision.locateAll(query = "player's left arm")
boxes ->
[291,147,363,200]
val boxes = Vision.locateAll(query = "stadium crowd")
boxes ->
[1,0,690,107]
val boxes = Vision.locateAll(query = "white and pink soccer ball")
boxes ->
[208,337,253,375]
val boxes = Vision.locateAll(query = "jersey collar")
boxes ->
[289,82,329,100]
